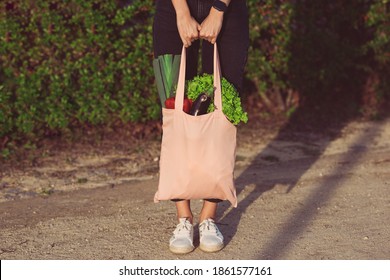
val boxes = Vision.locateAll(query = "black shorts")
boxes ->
[153,0,250,93]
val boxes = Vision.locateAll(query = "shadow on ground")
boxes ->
[217,0,389,259]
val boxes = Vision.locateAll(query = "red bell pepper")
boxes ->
[165,97,193,114]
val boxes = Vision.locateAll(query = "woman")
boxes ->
[153,0,249,254]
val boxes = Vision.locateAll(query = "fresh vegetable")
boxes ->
[190,93,211,116]
[186,74,248,125]
[153,54,181,107]
[164,96,193,114]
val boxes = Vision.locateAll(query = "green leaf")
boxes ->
[153,54,181,106]
[186,74,248,125]
[153,59,167,107]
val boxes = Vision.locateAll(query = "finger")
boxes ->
[191,32,199,40]
[199,27,205,37]
[206,32,214,39]
[189,36,195,43]
[205,34,214,42]
[208,34,216,43]
[182,37,189,48]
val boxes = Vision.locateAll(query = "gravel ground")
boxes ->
[1,119,389,259]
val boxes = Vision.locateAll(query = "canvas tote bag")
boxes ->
[154,43,237,207]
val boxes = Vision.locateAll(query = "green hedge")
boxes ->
[0,0,158,140]
[1,0,389,143]
[247,0,390,115]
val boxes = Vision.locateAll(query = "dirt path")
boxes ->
[1,119,389,259]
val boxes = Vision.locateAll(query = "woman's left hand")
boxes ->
[199,8,224,44]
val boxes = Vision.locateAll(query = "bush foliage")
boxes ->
[0,0,389,143]
[0,0,158,140]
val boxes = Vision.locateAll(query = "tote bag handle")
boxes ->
[175,43,223,112]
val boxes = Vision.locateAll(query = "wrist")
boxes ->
[176,8,191,18]
[210,7,224,18]
[172,0,190,16]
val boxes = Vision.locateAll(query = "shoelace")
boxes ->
[199,219,221,236]
[173,219,192,237]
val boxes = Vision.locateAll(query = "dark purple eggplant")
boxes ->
[189,93,211,116]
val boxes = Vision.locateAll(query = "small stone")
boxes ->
[363,236,369,240]
[0,182,10,189]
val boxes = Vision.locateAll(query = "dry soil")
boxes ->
[1,119,389,259]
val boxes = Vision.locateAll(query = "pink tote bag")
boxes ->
[154,44,237,207]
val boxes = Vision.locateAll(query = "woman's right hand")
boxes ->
[171,0,200,47]
[176,11,200,48]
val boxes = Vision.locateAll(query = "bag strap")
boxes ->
[175,43,223,112]
[213,43,223,111]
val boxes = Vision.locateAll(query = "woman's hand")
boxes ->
[176,11,200,48]
[199,8,224,44]
[172,0,200,47]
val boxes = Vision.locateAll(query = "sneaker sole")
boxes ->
[199,243,224,253]
[169,245,195,254]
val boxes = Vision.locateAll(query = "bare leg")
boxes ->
[175,200,193,223]
[199,200,218,223]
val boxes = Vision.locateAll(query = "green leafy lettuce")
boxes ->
[186,74,248,125]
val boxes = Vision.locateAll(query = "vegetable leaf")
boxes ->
[186,74,248,125]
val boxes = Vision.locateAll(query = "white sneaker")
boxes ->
[199,218,224,252]
[169,218,194,254]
